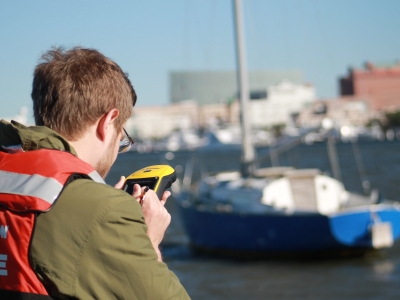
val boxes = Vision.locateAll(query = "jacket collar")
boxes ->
[0,119,77,156]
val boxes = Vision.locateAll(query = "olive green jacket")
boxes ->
[0,120,190,300]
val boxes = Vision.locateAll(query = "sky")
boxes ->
[1,0,399,123]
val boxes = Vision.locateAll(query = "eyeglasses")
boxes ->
[119,128,134,153]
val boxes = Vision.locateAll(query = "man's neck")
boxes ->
[67,130,102,169]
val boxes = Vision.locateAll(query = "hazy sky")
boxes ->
[1,0,399,122]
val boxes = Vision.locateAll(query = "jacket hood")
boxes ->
[0,119,77,155]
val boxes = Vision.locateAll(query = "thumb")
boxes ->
[114,176,126,189]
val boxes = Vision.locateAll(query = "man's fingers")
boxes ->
[161,191,171,201]
[160,191,171,205]
[132,184,142,200]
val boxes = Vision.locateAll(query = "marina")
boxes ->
[107,139,400,299]
[169,0,400,260]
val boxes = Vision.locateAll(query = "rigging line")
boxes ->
[279,0,293,68]
[311,0,337,73]
[326,132,342,182]
[351,140,370,195]
[192,1,209,70]
[297,0,314,68]
[246,0,263,71]
[177,0,191,102]
[182,0,192,71]
[204,0,217,70]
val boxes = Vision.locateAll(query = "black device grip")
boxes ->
[154,172,177,199]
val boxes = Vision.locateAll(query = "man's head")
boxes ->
[31,47,137,177]
[31,46,136,141]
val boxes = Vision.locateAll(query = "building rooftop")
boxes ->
[348,61,400,73]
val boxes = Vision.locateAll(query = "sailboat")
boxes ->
[175,0,400,258]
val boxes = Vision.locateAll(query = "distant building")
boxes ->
[129,80,316,139]
[127,101,198,139]
[296,97,378,129]
[1,107,30,125]
[339,61,400,111]
[170,70,303,105]
[249,80,316,128]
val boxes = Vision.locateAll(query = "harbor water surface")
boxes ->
[106,140,400,300]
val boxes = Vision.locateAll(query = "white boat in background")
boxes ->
[176,165,400,257]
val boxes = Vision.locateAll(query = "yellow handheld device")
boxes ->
[123,165,176,199]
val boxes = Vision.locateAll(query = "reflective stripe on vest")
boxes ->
[0,169,104,208]
[0,171,63,206]
[88,170,105,185]
[0,149,103,296]
[0,149,104,212]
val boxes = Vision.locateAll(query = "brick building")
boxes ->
[340,61,400,111]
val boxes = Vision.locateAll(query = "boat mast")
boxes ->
[233,0,255,176]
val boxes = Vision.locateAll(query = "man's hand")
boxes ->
[135,185,171,261]
[114,177,171,261]
[116,181,170,262]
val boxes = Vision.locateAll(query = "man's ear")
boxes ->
[97,109,120,142]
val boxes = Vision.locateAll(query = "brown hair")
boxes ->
[31,46,136,140]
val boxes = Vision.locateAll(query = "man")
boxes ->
[0,47,190,299]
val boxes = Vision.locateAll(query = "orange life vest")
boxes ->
[0,148,104,299]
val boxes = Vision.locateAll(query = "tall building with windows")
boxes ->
[340,61,400,111]
[170,70,303,105]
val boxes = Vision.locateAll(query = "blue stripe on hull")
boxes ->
[329,207,400,247]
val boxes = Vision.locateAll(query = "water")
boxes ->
[106,140,400,300]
